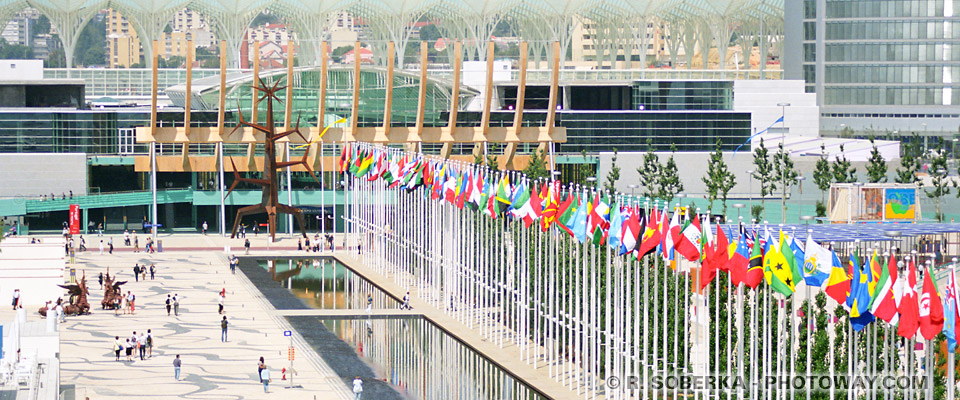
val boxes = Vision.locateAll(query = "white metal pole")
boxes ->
[218,142,226,236]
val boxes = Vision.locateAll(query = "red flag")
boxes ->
[919,263,944,340]
[635,207,661,258]
[337,144,349,172]
[897,258,920,339]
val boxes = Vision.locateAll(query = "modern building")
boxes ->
[785,0,960,135]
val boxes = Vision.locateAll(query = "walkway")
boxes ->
[1,234,353,399]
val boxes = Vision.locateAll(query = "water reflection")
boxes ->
[259,258,399,310]
[320,317,547,400]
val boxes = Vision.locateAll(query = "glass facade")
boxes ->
[631,81,733,111]
[802,0,960,108]
[556,111,750,153]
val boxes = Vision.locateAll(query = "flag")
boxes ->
[607,203,623,251]
[802,235,832,287]
[443,170,459,204]
[745,235,764,289]
[539,182,558,231]
[898,258,920,339]
[572,193,590,244]
[508,181,529,219]
[337,144,349,172]
[919,263,944,341]
[660,207,680,262]
[620,206,641,255]
[480,179,497,219]
[366,151,385,181]
[763,233,796,296]
[846,252,873,324]
[588,193,611,246]
[780,231,804,293]
[789,235,805,274]
[555,192,578,237]
[456,171,472,209]
[674,213,702,262]
[710,224,730,273]
[699,218,726,291]
[943,267,960,352]
[468,171,484,209]
[518,184,542,228]
[635,207,661,258]
[495,175,512,213]
[870,252,899,324]
[825,250,851,305]
[729,232,750,287]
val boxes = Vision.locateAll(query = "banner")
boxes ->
[69,204,80,235]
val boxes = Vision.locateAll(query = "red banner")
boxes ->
[69,204,80,235]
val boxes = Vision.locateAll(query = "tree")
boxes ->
[73,17,105,66]
[578,149,595,187]
[832,145,857,183]
[35,15,51,35]
[44,48,66,68]
[418,23,441,42]
[0,38,34,59]
[927,149,950,221]
[896,135,922,186]
[251,12,280,27]
[158,56,185,68]
[331,46,352,63]
[637,140,661,200]
[702,140,736,217]
[865,137,888,183]
[773,142,799,223]
[523,148,550,181]
[604,148,620,193]
[657,145,683,205]
[751,138,776,221]
[813,144,832,218]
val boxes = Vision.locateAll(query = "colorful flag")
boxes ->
[802,235,832,287]
[518,184,542,228]
[870,252,899,324]
[661,207,679,262]
[607,203,623,250]
[825,250,851,305]
[620,206,641,256]
[635,206,661,258]
[674,212,702,262]
[495,175,512,212]
[763,232,795,296]
[539,183,558,231]
[943,267,960,352]
[745,235,764,289]
[555,192,578,237]
[588,193,611,246]
[728,232,750,287]
[919,263,944,340]
[572,193,590,244]
[898,257,920,339]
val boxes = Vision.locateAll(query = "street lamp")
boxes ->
[746,169,755,220]
[852,182,864,236]
[777,103,791,225]
[732,203,745,222]
[936,168,947,221]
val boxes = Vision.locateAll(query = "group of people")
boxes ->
[297,233,335,252]
[165,294,181,316]
[112,290,138,315]
[132,263,156,282]
[113,329,153,362]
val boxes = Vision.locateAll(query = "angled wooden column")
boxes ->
[150,40,158,134]
[350,41,361,132]
[314,41,328,170]
[414,41,428,137]
[284,40,294,128]
[441,41,462,157]
[503,41,529,170]
[248,40,261,170]
[382,41,395,136]
[217,40,227,138]
[479,41,496,135]
[545,41,561,171]
[182,40,194,168]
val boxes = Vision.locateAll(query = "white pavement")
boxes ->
[1,237,353,400]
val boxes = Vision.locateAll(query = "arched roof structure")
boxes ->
[1,0,783,71]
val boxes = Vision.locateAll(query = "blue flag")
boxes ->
[572,194,590,244]
[607,203,623,251]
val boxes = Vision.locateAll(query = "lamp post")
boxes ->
[733,203,745,223]
[777,103,791,225]
[853,182,864,236]
[746,169,755,219]
[586,176,597,189]
[628,184,639,197]
[937,168,947,221]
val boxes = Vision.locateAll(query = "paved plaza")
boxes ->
[1,233,352,399]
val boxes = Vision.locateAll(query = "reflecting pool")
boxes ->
[258,258,399,309]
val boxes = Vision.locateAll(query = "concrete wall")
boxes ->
[733,80,820,138]
[0,60,43,81]
[0,153,87,198]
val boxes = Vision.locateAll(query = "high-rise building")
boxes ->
[785,0,960,135]
[107,9,140,67]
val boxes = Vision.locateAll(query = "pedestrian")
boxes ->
[133,264,140,282]
[257,356,265,382]
[127,291,135,314]
[56,299,64,323]
[123,229,130,246]
[173,294,180,316]
[11,288,19,310]
[229,257,236,274]
[146,329,153,358]
[99,239,104,254]
[114,297,120,315]
[97,222,102,236]
[218,292,224,315]
[260,365,271,393]
[305,237,311,252]
[108,237,114,254]
[125,338,133,361]
[98,273,104,289]
[114,336,123,361]
[366,293,372,312]
[150,264,156,280]
[133,232,139,252]
[402,291,410,310]
[138,331,147,360]
[141,267,146,282]
[79,235,86,252]
[166,294,172,316]
[244,239,250,255]
[353,376,363,399]
[121,295,128,315]
[253,223,259,236]
[173,355,182,381]
[240,225,246,238]
[297,238,302,251]
[202,221,208,235]
[221,316,228,342]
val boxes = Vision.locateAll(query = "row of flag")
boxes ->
[339,144,959,346]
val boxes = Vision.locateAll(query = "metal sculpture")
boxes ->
[226,76,320,241]
[101,270,127,309]
[39,272,91,316]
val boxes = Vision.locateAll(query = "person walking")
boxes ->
[173,355,182,381]
[79,235,86,252]
[366,293,373,313]
[141,267,147,282]
[99,239,104,254]
[123,229,130,246]
[218,292,224,315]
[138,331,147,360]
[402,291,410,310]
[56,299,64,323]
[113,336,123,361]
[133,232,139,252]
[220,316,228,342]
[127,291,136,314]
[244,239,250,255]
[253,223,259,236]
[11,288,20,310]
[98,273,104,289]
[260,365,271,393]
[353,376,363,399]
[133,264,140,282]
[150,264,156,280]
[173,294,180,316]
[202,221,208,235]
[146,329,154,358]
[257,356,265,383]
[166,294,172,316]
[97,222,103,236]
[125,338,133,361]
[108,237,114,254]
